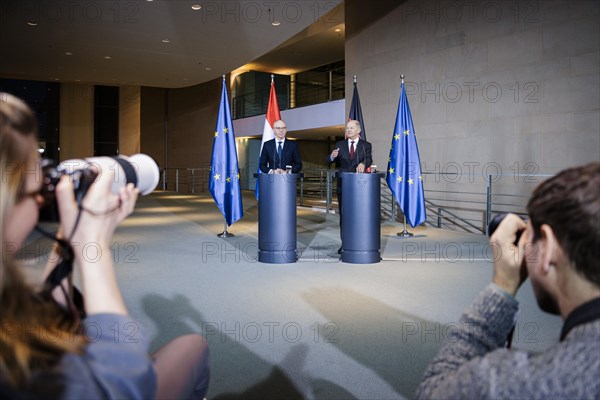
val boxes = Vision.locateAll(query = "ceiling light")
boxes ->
[191,4,201,10]
[104,56,112,60]
[334,28,341,32]
[205,67,212,71]
[27,21,38,26]
[162,38,170,43]
[271,21,281,26]
[65,52,73,56]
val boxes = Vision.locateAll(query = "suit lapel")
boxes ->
[340,140,349,161]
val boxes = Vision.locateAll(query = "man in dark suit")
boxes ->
[327,120,373,253]
[259,119,302,174]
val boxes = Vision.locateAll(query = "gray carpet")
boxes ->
[21,191,562,400]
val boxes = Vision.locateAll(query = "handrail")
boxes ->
[232,67,345,119]
[158,167,554,236]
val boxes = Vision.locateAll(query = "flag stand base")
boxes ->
[397,230,414,238]
[397,219,413,238]
[217,222,235,238]
[217,231,235,238]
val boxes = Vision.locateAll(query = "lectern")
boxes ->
[340,172,383,263]
[258,173,300,263]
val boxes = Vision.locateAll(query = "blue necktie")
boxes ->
[277,141,282,165]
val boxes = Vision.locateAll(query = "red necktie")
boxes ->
[350,141,355,160]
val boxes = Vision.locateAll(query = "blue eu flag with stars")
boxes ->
[386,82,426,228]
[209,77,243,226]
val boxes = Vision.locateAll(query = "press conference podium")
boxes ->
[257,173,301,263]
[339,172,383,263]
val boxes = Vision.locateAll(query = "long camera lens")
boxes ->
[40,154,159,213]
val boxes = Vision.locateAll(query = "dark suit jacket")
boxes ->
[327,139,373,190]
[260,139,303,173]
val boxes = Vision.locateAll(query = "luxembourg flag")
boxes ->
[255,76,281,199]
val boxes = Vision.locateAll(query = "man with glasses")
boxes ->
[259,119,302,174]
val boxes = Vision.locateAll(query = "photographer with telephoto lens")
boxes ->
[1,93,209,398]
[416,162,600,399]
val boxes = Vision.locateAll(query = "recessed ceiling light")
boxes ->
[205,67,212,71]
[334,28,341,32]
[27,21,38,26]
[191,4,201,10]
[162,38,170,43]
[65,52,73,56]
[271,21,281,26]
[104,56,112,60]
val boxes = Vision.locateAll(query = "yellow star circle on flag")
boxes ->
[213,173,220,181]
[389,167,394,174]
[408,178,414,184]
[397,176,403,182]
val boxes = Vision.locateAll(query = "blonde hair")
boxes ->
[0,93,85,388]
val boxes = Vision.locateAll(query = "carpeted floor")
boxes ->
[21,190,562,399]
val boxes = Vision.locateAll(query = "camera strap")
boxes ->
[35,215,87,321]
[112,156,138,188]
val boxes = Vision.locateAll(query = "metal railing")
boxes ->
[232,67,345,119]
[158,168,553,236]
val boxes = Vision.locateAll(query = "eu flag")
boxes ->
[349,77,367,141]
[386,82,426,227]
[209,77,243,226]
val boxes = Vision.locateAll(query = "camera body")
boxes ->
[487,213,526,244]
[40,154,159,209]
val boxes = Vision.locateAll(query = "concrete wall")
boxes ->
[346,0,600,191]
[59,83,94,161]
[166,78,222,170]
[119,85,141,156]
[140,87,166,169]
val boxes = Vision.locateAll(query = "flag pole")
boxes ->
[217,74,235,238]
[396,74,415,238]
[217,220,235,237]
[211,74,244,235]
[398,218,413,237]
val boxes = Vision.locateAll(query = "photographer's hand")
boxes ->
[490,213,528,296]
[55,168,139,316]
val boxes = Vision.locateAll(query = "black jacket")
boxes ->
[259,139,303,173]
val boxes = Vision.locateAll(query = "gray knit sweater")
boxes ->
[416,284,600,399]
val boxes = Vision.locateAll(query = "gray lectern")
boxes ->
[340,172,383,263]
[258,173,299,263]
